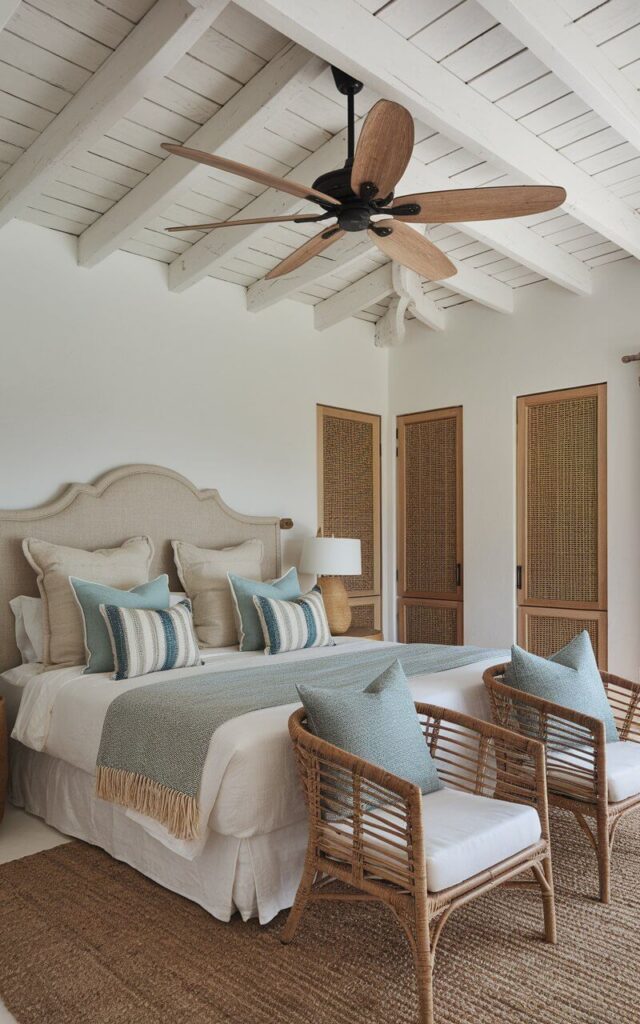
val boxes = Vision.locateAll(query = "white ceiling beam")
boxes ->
[375,266,445,346]
[314,249,513,330]
[79,44,323,267]
[168,127,350,292]
[246,235,373,312]
[314,263,393,330]
[0,1,20,33]
[236,0,640,260]
[477,0,640,155]
[0,0,228,230]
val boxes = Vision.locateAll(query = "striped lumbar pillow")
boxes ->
[253,588,334,656]
[99,599,202,680]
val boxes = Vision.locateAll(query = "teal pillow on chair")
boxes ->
[509,631,618,743]
[297,659,442,797]
[228,567,300,651]
[70,574,170,674]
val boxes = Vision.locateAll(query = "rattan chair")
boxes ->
[484,664,640,903]
[282,703,556,1024]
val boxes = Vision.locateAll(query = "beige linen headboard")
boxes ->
[0,464,282,671]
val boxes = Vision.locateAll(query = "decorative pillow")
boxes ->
[228,567,301,651]
[297,660,442,799]
[9,596,44,664]
[70,575,170,675]
[253,587,334,656]
[23,537,154,667]
[509,631,618,743]
[172,539,263,648]
[100,599,202,681]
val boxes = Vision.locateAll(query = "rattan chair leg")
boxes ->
[412,897,434,1024]
[281,859,316,944]
[533,855,557,944]
[597,810,611,904]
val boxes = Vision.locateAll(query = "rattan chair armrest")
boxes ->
[415,701,542,757]
[483,673,607,746]
[602,672,640,742]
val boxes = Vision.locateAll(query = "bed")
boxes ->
[0,465,505,924]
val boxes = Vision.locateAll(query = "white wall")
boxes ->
[388,259,640,678]
[0,221,388,581]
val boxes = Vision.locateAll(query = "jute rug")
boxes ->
[0,809,638,1024]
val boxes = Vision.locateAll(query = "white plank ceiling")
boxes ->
[0,0,639,335]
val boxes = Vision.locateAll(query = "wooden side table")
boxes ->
[0,696,7,825]
[342,626,384,642]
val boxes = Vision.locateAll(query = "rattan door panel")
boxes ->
[349,596,381,632]
[317,406,381,600]
[518,608,607,670]
[398,599,463,645]
[517,385,607,611]
[397,407,463,602]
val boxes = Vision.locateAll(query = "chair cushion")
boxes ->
[297,660,442,797]
[329,787,541,893]
[508,632,618,743]
[423,788,542,891]
[606,741,640,803]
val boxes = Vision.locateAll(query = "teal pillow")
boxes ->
[70,574,170,674]
[509,631,618,743]
[228,567,300,651]
[297,660,442,798]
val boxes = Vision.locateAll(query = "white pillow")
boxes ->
[10,596,44,664]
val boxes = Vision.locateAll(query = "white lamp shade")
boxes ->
[300,537,362,576]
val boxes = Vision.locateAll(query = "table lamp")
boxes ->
[300,536,362,635]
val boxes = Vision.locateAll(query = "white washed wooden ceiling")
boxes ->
[0,0,638,330]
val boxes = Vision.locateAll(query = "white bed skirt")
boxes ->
[10,741,308,925]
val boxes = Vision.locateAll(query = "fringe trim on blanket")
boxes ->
[95,766,199,841]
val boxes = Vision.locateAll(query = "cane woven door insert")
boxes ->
[517,385,607,668]
[397,408,463,645]
[317,406,381,614]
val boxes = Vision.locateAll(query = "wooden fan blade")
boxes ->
[166,214,327,233]
[161,143,339,207]
[391,185,567,223]
[368,221,456,280]
[265,228,345,280]
[351,100,414,200]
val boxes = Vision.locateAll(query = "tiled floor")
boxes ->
[0,805,70,1023]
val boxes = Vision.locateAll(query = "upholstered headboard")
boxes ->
[0,464,282,671]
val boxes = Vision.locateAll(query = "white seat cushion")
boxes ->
[547,741,640,804]
[328,787,541,895]
[423,788,541,892]
[606,741,640,803]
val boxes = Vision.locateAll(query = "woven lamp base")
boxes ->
[319,576,352,635]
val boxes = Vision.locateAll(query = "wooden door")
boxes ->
[516,384,607,667]
[397,407,463,644]
[317,405,382,623]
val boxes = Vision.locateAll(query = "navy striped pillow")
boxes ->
[99,599,202,680]
[252,588,334,656]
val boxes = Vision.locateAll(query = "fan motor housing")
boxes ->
[312,165,356,203]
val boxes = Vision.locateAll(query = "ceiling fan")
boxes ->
[161,67,566,282]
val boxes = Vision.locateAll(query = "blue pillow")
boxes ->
[297,660,442,797]
[509,631,618,743]
[228,567,300,651]
[70,574,170,674]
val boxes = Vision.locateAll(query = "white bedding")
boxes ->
[11,640,504,861]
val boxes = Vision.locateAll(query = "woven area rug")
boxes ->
[1,809,638,1024]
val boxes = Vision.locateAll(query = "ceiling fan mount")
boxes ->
[162,67,567,283]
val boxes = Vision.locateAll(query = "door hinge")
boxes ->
[395,569,398,582]
[456,563,462,587]
[516,565,522,590]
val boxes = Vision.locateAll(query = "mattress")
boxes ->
[8,640,504,861]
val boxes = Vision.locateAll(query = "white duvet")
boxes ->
[11,639,503,861]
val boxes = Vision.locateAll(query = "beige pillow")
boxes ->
[23,536,154,667]
[172,539,263,647]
